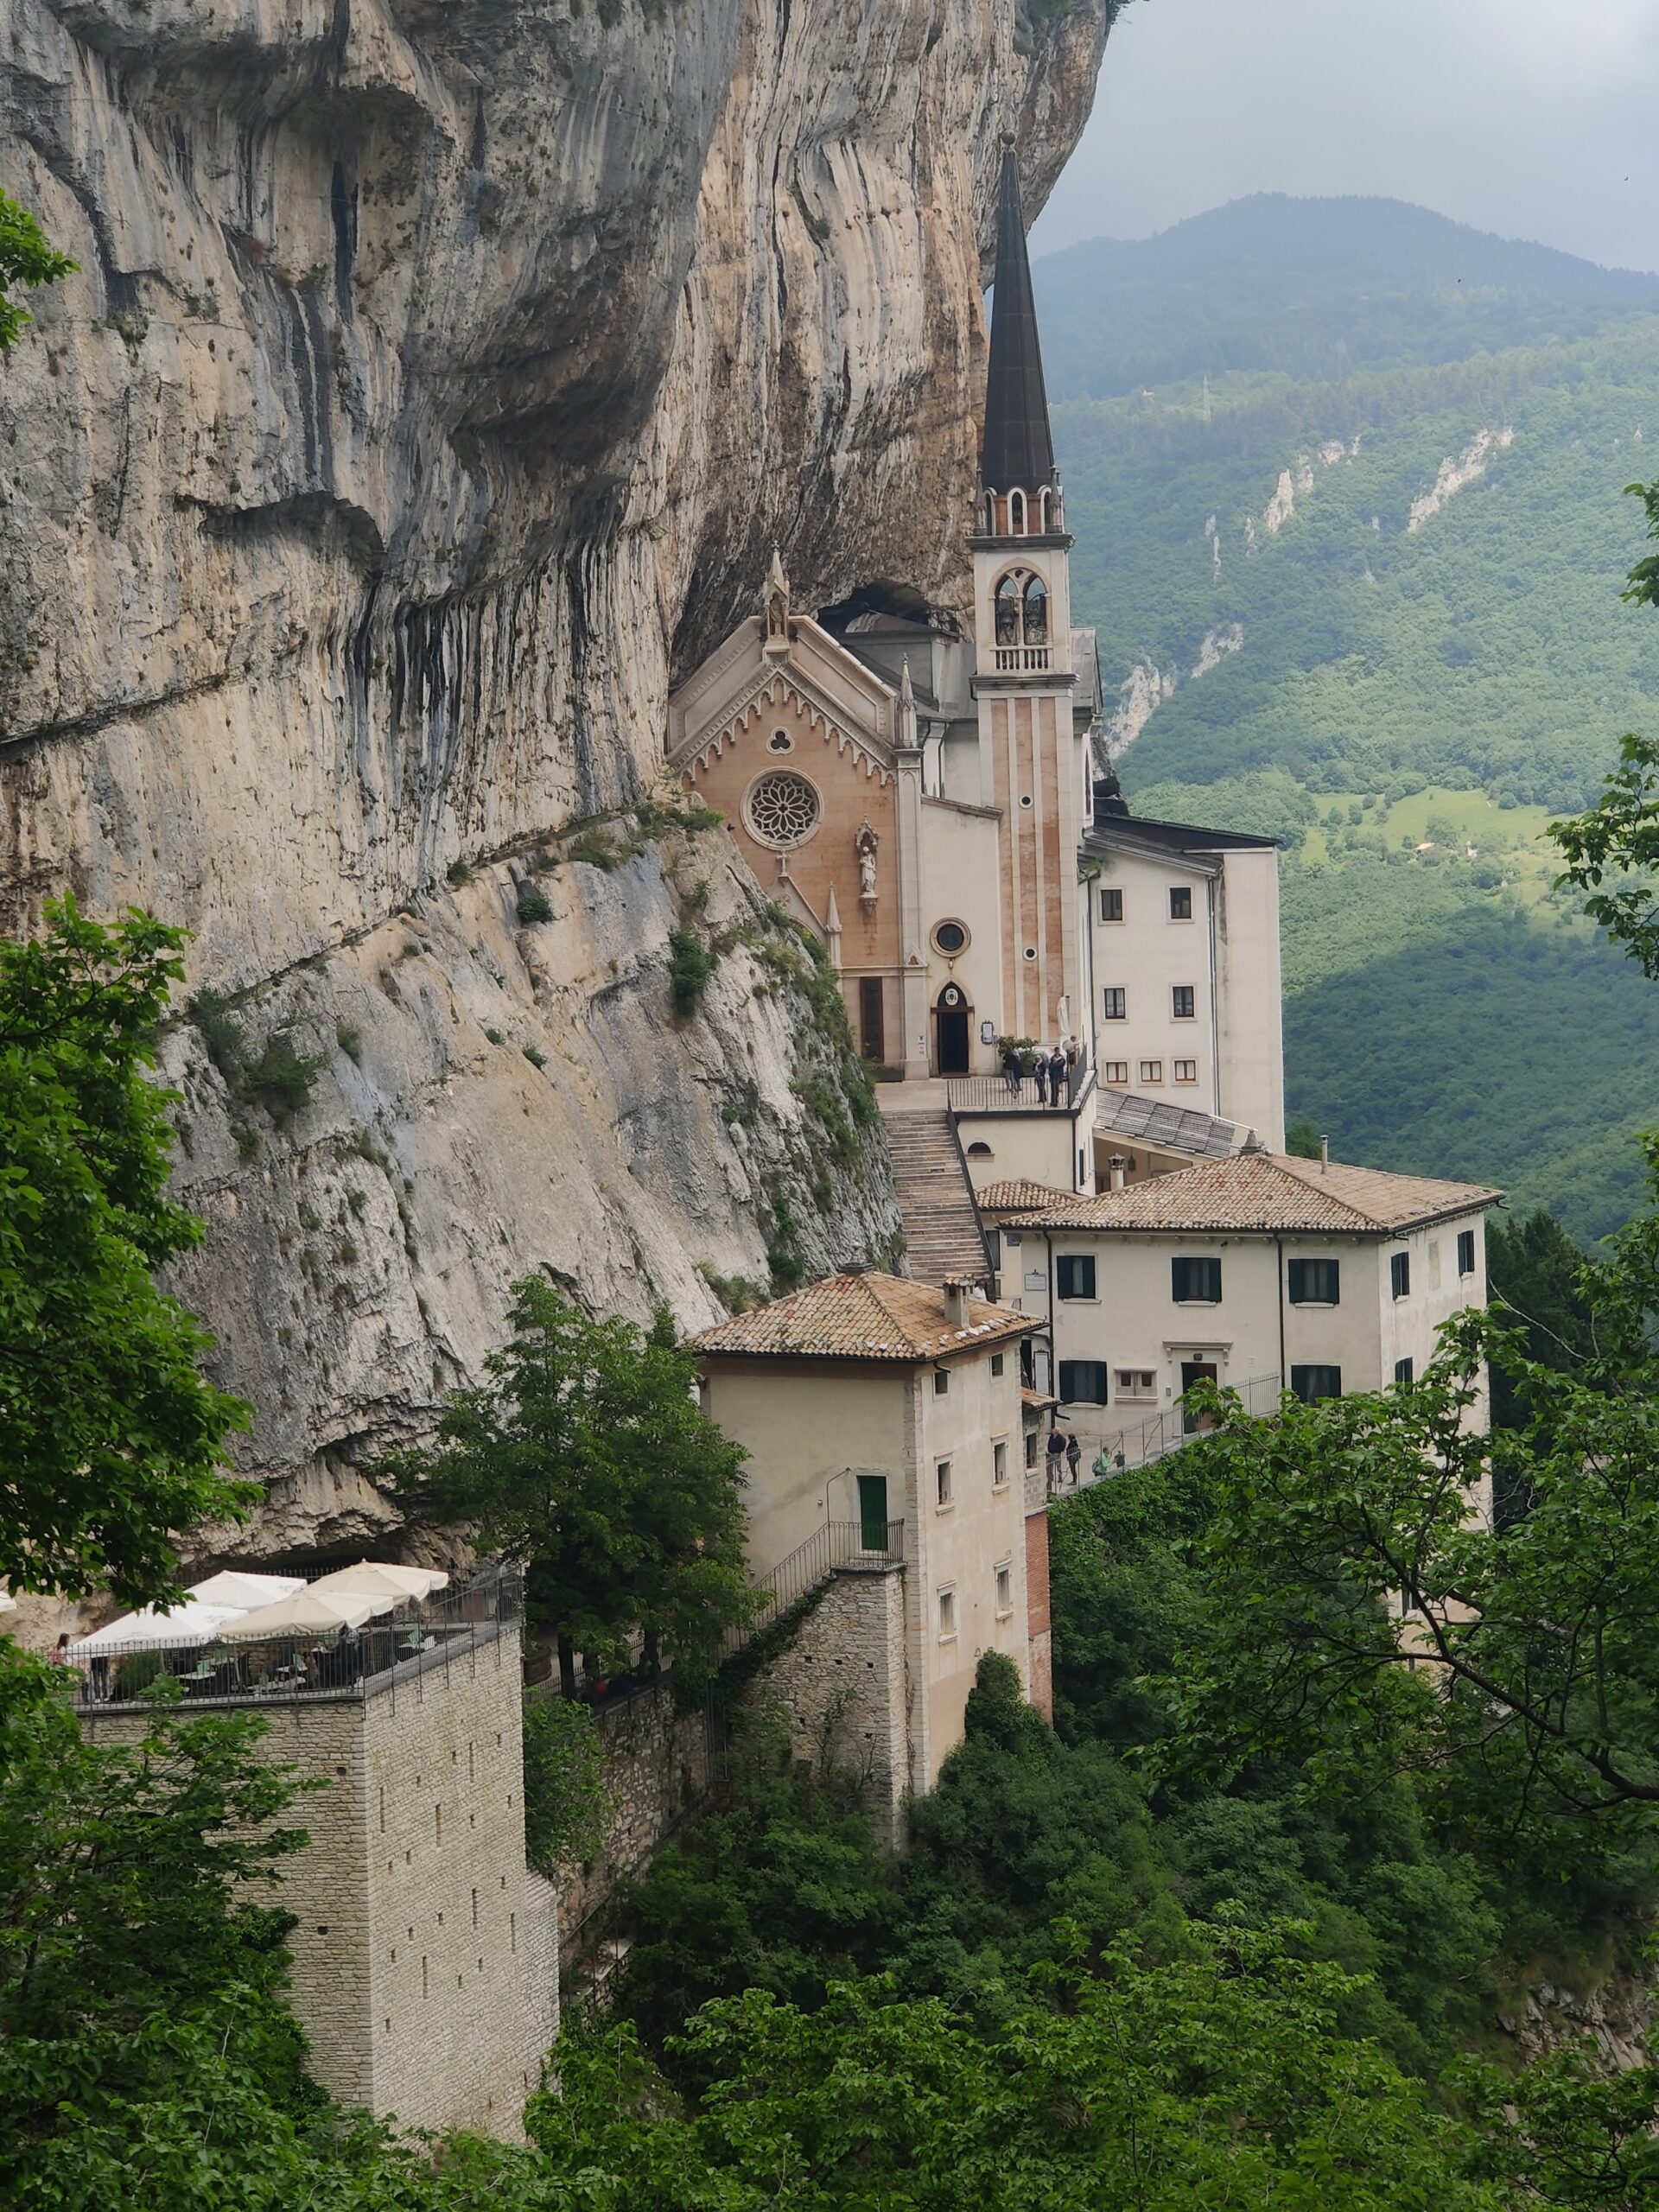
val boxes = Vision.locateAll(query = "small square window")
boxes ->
[1169,886,1193,920]
[1394,1357,1414,1384]
[1057,1254,1096,1300]
[933,1367,950,1395]
[1058,1360,1109,1403]
[1115,1368,1157,1400]
[995,1562,1013,1616]
[1024,1428,1039,1469]
[1103,988,1127,1020]
[1139,1059,1163,1085]
[1390,1251,1411,1300]
[1173,1058,1198,1084]
[1287,1257,1340,1306]
[1103,1060,1129,1084]
[938,1587,957,1639]
[1100,887,1123,922]
[991,1351,1005,1376]
[936,1459,953,1508]
[993,1438,1008,1486]
[1458,1228,1476,1277]
[1172,985,1196,1020]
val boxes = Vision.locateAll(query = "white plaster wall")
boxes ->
[918,797,1008,1070]
[1088,850,1219,1109]
[959,1108,1089,1196]
[1215,849,1287,1148]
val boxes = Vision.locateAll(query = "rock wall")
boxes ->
[1,0,1113,1543]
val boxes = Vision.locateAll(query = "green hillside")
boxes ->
[1039,196,1659,1240]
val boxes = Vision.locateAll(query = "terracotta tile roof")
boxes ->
[1011,1153,1501,1236]
[976,1179,1084,1214]
[691,1272,1033,1363]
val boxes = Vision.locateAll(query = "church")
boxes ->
[666,140,1284,1194]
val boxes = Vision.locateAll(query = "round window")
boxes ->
[767,729,792,753]
[932,919,969,957]
[744,770,821,850]
[1019,793,1033,810]
[1022,945,1038,963]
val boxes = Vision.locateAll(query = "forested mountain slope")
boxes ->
[1039,197,1659,1239]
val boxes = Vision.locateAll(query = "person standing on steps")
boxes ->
[1065,1431,1083,1486]
[1046,1424,1067,1494]
[1048,1045,1067,1107]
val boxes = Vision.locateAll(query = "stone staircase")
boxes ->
[882,1111,990,1286]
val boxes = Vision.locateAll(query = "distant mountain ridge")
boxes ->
[1036,194,1659,397]
[1040,193,1659,1243]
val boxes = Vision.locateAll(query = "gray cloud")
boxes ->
[1035,0,1659,272]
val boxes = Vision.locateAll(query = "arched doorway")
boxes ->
[935,982,971,1075]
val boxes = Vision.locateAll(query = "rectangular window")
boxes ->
[1173,1058,1198,1084]
[995,1562,1013,1616]
[1056,1253,1096,1300]
[1390,1251,1411,1300]
[938,1587,957,1639]
[1291,1364,1344,1403]
[993,1438,1008,1487]
[1287,1257,1340,1306]
[933,1367,950,1395]
[1172,985,1196,1020]
[1115,1368,1157,1399]
[1394,1357,1414,1384]
[857,1473,889,1552]
[1172,1255,1222,1304]
[1458,1228,1476,1277]
[1058,1359,1109,1404]
[1103,987,1127,1020]
[1025,1428,1039,1469]
[858,976,885,1064]
[991,1351,1005,1376]
[1169,886,1193,919]
[1103,1060,1129,1085]
[1140,1059,1164,1085]
[935,1459,953,1508]
[1100,887,1123,922]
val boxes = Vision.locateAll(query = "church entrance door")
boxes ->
[935,984,971,1075]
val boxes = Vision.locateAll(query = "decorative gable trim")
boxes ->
[674,670,894,788]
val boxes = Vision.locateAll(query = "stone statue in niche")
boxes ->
[855,822,879,906]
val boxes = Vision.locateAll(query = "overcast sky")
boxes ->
[1033,0,1659,273]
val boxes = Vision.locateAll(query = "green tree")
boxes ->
[0,896,251,1605]
[0,190,75,353]
[1285,1113,1324,1159]
[522,1691,607,1874]
[385,1277,753,1695]
[1152,1244,1659,1867]
[1484,1207,1597,1442]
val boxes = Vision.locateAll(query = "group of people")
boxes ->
[1000,1037,1081,1107]
[1045,1426,1085,1490]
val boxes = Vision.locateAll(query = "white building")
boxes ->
[1004,1152,1500,1466]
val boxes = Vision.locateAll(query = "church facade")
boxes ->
[667,144,1096,1086]
[666,140,1283,1172]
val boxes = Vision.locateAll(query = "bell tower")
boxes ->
[973,136,1087,1052]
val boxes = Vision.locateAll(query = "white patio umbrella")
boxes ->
[73,1600,246,1655]
[219,1588,385,1639]
[310,1562,450,1603]
[188,1570,306,1611]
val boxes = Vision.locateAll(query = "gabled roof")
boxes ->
[1012,1154,1501,1236]
[1095,1089,1258,1161]
[691,1272,1032,1363]
[976,1179,1085,1214]
[981,141,1055,493]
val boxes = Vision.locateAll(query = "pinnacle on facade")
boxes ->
[980,136,1056,495]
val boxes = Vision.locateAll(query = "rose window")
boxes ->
[746,770,821,849]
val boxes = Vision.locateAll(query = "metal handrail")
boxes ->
[1081,1373,1285,1480]
[720,1518,905,1662]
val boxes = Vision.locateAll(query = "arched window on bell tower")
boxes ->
[1022,575,1048,646]
[991,569,1052,668]
[995,575,1020,648]
[1008,488,1026,537]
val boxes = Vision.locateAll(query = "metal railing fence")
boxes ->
[1081,1373,1286,1482]
[719,1518,905,1663]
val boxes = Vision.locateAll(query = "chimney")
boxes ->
[942,1278,974,1328]
[1109,1154,1128,1192]
[1319,1135,1330,1174]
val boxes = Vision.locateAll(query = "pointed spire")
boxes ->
[897,656,918,749]
[981,135,1055,493]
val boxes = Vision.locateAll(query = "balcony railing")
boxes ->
[69,1566,519,1712]
[993,645,1052,672]
[948,1060,1094,1117]
[1069,1374,1285,1483]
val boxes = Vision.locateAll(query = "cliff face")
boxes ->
[1,0,1110,1549]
